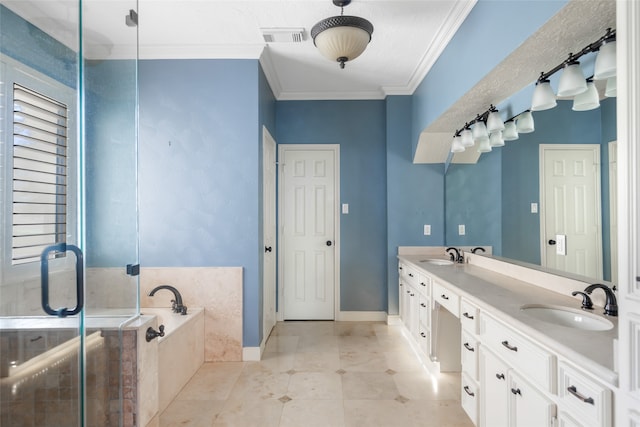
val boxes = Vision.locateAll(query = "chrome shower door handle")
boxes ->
[41,243,84,317]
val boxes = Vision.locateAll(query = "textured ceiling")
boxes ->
[3,0,476,100]
[415,0,617,164]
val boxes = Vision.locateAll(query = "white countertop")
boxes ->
[398,254,618,386]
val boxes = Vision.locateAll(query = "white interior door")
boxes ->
[540,144,602,279]
[262,127,277,341]
[279,145,338,320]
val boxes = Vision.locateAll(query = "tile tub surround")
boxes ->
[158,321,473,427]
[140,267,243,362]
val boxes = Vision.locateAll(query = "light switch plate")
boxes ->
[458,224,465,235]
[556,234,567,255]
[342,203,349,214]
[531,202,538,213]
[424,225,431,236]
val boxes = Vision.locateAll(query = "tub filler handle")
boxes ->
[146,325,165,342]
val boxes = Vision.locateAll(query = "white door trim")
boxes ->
[277,144,340,321]
[262,126,276,345]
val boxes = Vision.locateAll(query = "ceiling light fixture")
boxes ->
[311,0,374,69]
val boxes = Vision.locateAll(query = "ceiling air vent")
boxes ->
[261,28,305,43]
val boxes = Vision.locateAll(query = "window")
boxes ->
[11,84,68,265]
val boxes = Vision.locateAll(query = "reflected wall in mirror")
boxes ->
[445,98,616,283]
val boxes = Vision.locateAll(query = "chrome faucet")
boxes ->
[446,247,464,263]
[583,283,617,316]
[148,285,188,315]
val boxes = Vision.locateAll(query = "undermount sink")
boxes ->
[520,304,614,331]
[419,258,454,266]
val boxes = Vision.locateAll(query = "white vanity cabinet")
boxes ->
[398,262,432,354]
[460,298,481,425]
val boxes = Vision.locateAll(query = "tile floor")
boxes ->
[159,321,474,427]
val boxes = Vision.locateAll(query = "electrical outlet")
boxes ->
[531,202,538,213]
[424,225,431,236]
[458,224,466,235]
[342,203,349,214]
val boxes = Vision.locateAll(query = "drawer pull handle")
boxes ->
[420,303,427,307]
[441,294,449,300]
[463,342,475,352]
[463,312,474,320]
[407,290,411,294]
[463,386,475,397]
[496,373,505,380]
[421,282,426,287]
[511,388,521,396]
[409,273,414,277]
[567,386,595,405]
[420,332,427,338]
[501,340,518,352]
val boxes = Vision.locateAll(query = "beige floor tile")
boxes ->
[341,372,400,400]
[280,399,345,427]
[213,398,283,427]
[228,369,291,400]
[296,334,339,352]
[256,352,296,373]
[264,336,300,353]
[392,371,459,401]
[293,351,341,372]
[334,322,378,337]
[384,349,425,372]
[339,350,388,372]
[160,399,224,427]
[287,372,343,399]
[337,335,383,352]
[175,362,244,401]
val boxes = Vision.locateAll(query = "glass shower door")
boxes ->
[0,1,139,425]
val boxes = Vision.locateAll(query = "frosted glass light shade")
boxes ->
[486,111,505,133]
[472,121,488,141]
[516,111,534,133]
[477,137,491,153]
[572,82,600,111]
[312,15,374,68]
[503,121,519,141]
[489,131,505,147]
[594,40,616,80]
[460,129,474,147]
[605,76,617,97]
[557,62,587,97]
[531,80,557,111]
[451,136,465,153]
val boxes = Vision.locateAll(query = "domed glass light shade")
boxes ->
[311,0,374,69]
[594,40,616,80]
[572,81,600,111]
[557,61,587,97]
[451,136,465,153]
[472,121,488,142]
[486,110,505,133]
[489,131,505,147]
[516,111,535,134]
[605,76,617,97]
[531,79,557,111]
[477,137,492,153]
[502,121,519,141]
[460,129,474,147]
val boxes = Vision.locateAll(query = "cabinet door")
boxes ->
[408,286,419,338]
[509,371,556,427]
[479,347,509,427]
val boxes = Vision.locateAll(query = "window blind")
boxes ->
[12,84,68,265]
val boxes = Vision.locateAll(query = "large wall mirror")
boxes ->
[445,97,617,284]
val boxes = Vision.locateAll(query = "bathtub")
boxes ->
[141,307,205,414]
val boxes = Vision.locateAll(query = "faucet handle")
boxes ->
[571,291,594,310]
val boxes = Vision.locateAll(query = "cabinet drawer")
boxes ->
[419,295,430,329]
[480,313,556,393]
[403,265,419,287]
[461,329,479,381]
[460,299,479,334]
[432,281,460,317]
[417,325,430,356]
[461,372,479,426]
[558,362,612,427]
[417,273,431,297]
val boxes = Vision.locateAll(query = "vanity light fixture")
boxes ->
[460,126,474,148]
[502,121,519,141]
[451,134,465,153]
[531,75,557,111]
[515,111,535,134]
[557,58,588,97]
[472,117,488,142]
[572,79,600,111]
[311,0,374,69]
[477,136,492,153]
[489,131,505,147]
[486,106,505,133]
[594,38,616,80]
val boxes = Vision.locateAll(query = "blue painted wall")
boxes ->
[386,96,445,315]
[411,0,567,156]
[445,150,502,252]
[138,59,268,347]
[275,100,388,312]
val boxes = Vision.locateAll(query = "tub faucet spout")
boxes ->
[148,285,188,315]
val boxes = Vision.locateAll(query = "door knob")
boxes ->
[265,246,272,253]
[326,240,332,246]
[548,239,556,245]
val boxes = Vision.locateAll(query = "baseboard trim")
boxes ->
[336,311,388,322]
[386,315,402,325]
[242,347,261,361]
